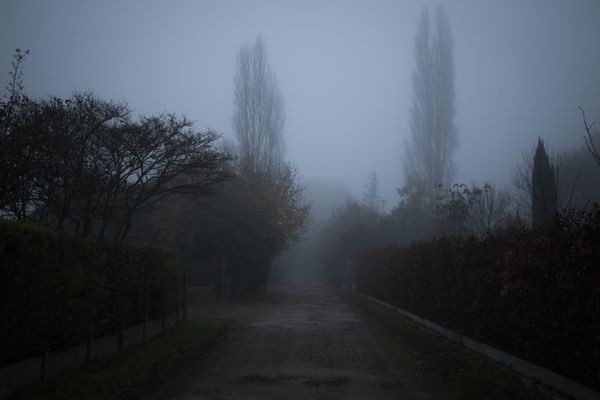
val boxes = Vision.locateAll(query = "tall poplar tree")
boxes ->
[402,4,457,208]
[233,36,285,175]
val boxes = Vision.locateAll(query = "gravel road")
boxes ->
[151,284,434,400]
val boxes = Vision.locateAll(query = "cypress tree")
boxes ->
[531,138,557,229]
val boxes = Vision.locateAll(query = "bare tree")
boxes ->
[233,36,285,175]
[471,183,511,236]
[110,114,231,240]
[433,183,478,238]
[36,93,131,234]
[223,35,310,291]
[3,49,29,105]
[231,35,308,248]
[579,107,600,168]
[1,89,232,239]
[0,49,34,220]
[402,4,457,207]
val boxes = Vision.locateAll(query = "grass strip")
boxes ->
[342,291,567,400]
[8,320,226,400]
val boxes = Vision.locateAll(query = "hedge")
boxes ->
[0,219,183,366]
[356,207,600,390]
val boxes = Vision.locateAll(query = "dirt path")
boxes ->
[151,284,432,400]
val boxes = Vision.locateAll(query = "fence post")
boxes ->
[182,265,188,322]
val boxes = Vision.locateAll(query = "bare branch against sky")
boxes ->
[1,0,599,209]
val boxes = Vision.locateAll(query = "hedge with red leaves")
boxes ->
[356,207,600,390]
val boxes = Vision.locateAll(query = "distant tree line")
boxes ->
[314,5,600,286]
[318,130,600,286]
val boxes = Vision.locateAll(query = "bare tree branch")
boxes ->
[579,106,600,167]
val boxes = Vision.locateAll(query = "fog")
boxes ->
[2,0,599,211]
[3,3,600,394]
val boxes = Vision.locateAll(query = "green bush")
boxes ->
[0,219,183,366]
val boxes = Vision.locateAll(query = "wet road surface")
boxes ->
[151,285,434,400]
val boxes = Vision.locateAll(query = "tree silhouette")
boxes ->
[579,107,600,168]
[361,170,383,214]
[531,138,557,230]
[402,5,457,208]
[233,35,285,175]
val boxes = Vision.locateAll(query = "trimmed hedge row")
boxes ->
[0,219,183,366]
[356,208,600,390]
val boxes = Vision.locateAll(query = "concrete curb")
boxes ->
[359,293,600,400]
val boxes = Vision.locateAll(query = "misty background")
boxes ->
[3,0,599,212]
[2,3,600,395]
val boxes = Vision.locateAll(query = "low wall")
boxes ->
[89,333,119,361]
[0,312,180,399]
[360,293,600,400]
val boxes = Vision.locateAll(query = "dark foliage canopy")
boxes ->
[1,73,231,240]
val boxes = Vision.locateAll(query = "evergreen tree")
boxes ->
[531,138,557,229]
[361,170,383,214]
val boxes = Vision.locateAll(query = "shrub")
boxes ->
[356,207,600,390]
[0,219,183,366]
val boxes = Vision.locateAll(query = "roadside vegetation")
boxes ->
[7,320,225,400]
[342,292,562,400]
[7,294,275,400]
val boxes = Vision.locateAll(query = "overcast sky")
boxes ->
[2,0,599,210]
